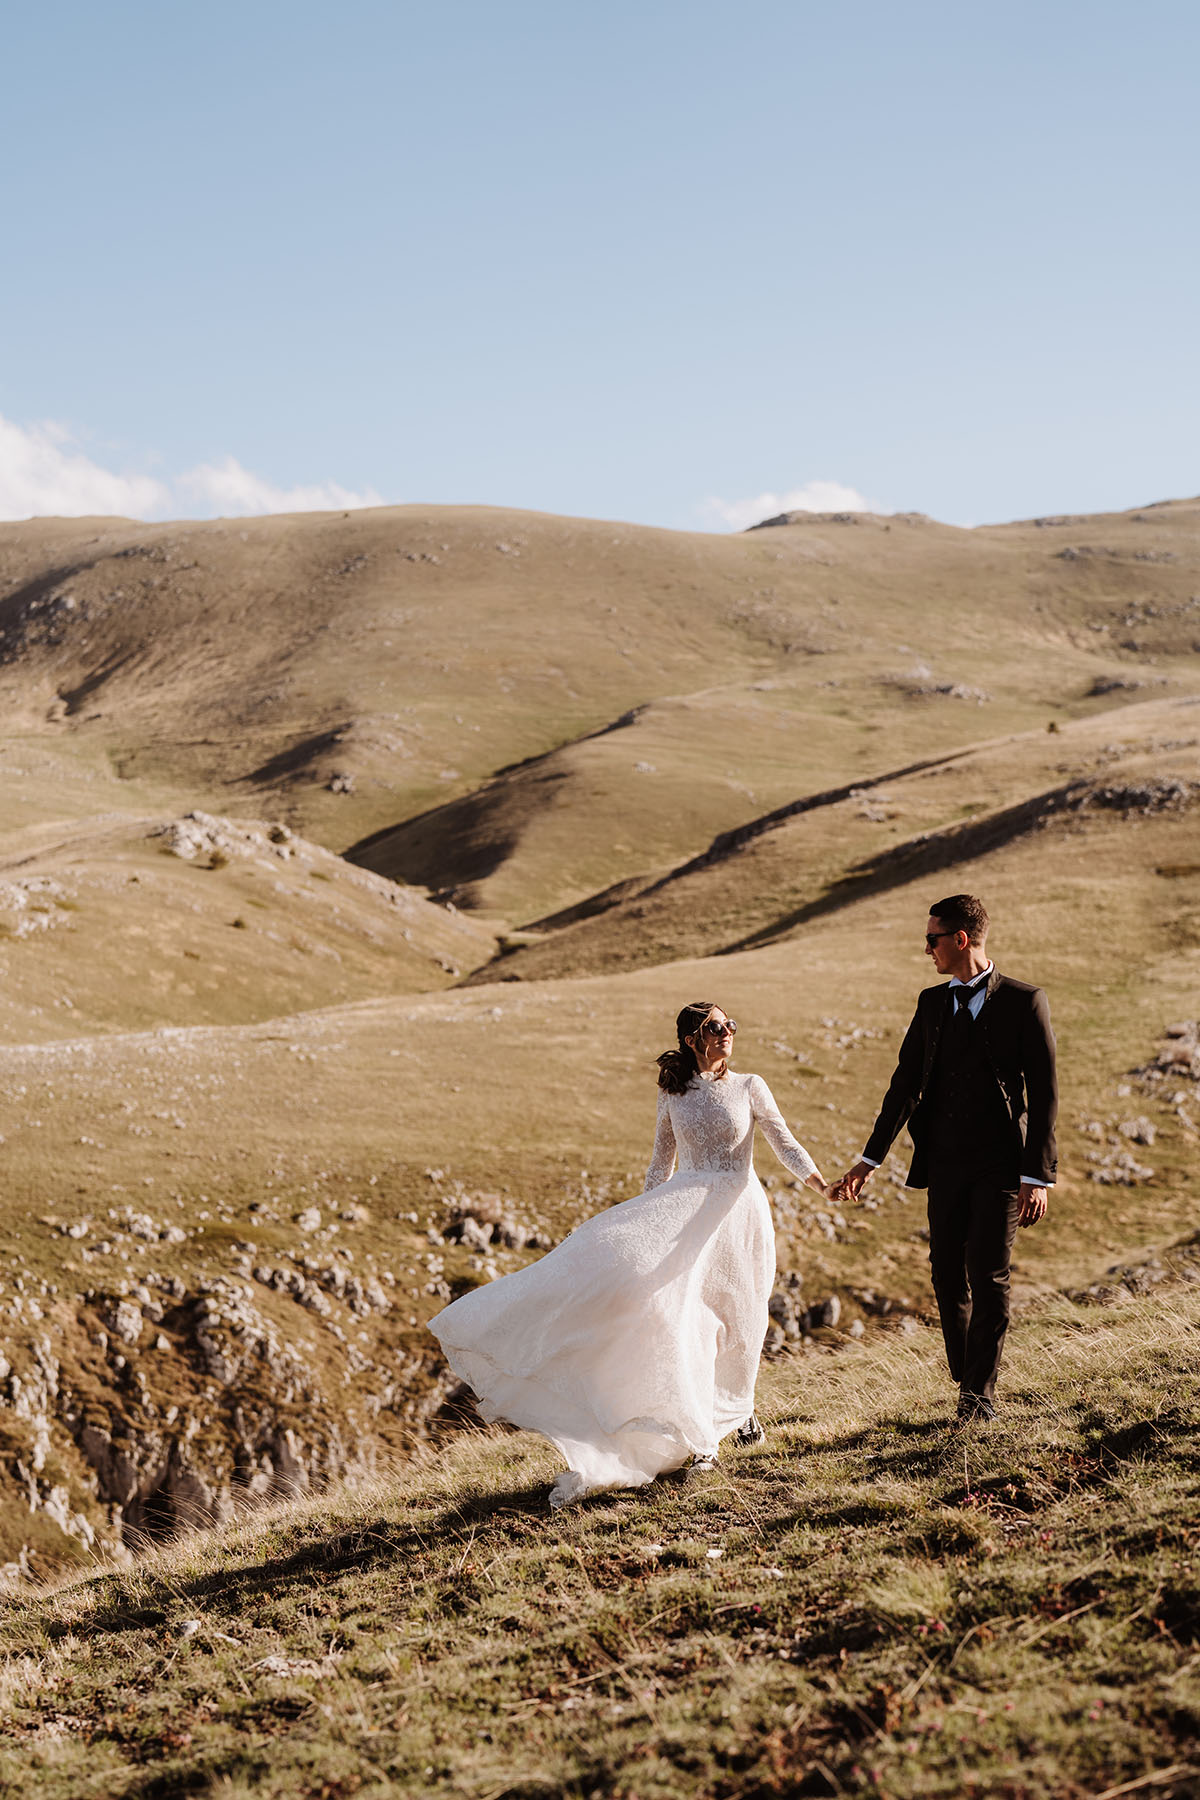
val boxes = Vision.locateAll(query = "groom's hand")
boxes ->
[1018,1182,1048,1227]
[836,1161,875,1205]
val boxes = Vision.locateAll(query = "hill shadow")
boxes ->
[717,779,1092,953]
[49,1484,555,1643]
[343,705,646,905]
[522,746,978,934]
[345,775,555,903]
[238,724,350,786]
[0,560,99,664]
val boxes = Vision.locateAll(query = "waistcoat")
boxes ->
[923,1001,1013,1166]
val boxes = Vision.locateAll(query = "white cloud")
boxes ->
[0,413,385,523]
[175,456,384,518]
[0,414,170,520]
[700,479,888,533]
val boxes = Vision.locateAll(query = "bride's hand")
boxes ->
[805,1171,827,1195]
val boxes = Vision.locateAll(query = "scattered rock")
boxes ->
[1073,778,1197,817]
[767,1276,847,1339]
[0,877,72,939]
[252,1653,340,1680]
[1087,675,1151,696]
[1069,1228,1200,1306]
[1087,1150,1155,1186]
[451,1215,494,1253]
[885,677,991,704]
[442,1193,531,1251]
[104,1298,144,1346]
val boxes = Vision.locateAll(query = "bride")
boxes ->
[429,1001,826,1510]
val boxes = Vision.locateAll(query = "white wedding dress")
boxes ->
[429,1071,818,1501]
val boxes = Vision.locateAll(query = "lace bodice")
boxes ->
[644,1071,818,1190]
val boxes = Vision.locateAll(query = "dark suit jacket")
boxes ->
[863,969,1058,1189]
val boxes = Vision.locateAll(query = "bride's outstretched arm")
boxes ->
[749,1075,823,1189]
[644,1091,678,1191]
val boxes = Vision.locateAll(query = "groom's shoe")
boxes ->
[735,1413,766,1446]
[956,1391,997,1423]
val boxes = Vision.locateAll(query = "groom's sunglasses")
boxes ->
[925,931,958,948]
[701,1018,737,1037]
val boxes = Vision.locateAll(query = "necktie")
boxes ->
[953,982,986,1015]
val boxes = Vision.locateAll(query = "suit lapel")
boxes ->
[921,984,952,1087]
[976,970,1016,1109]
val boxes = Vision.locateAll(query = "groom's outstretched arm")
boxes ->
[863,1002,926,1162]
[835,1002,927,1202]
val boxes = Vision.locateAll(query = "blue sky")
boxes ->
[2,1,1196,530]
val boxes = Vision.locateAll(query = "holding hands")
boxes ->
[827,1160,874,1206]
[822,1165,1049,1227]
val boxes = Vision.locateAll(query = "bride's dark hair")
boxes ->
[657,1000,723,1094]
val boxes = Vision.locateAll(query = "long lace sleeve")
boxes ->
[644,1090,677,1190]
[749,1075,819,1183]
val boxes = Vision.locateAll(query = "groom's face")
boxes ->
[925,914,966,974]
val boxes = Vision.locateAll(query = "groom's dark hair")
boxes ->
[930,893,989,944]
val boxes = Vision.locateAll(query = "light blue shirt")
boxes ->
[948,962,993,1019]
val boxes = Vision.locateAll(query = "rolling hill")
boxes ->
[0,493,1197,1612]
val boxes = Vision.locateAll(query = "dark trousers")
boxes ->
[926,1158,1021,1402]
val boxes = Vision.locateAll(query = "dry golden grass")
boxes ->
[1,1286,1197,1798]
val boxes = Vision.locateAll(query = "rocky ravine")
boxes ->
[0,1201,467,1584]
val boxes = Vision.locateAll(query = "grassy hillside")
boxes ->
[342,498,1200,923]
[4,500,1198,925]
[0,492,1197,1615]
[2,1280,1197,1799]
[461,695,1200,980]
[0,802,1196,1589]
[0,806,495,1040]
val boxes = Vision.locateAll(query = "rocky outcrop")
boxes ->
[0,876,73,938]
[1069,1228,1200,1309]
[0,1236,461,1580]
[1078,1020,1200,1184]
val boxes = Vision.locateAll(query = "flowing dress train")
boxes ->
[428,1071,818,1498]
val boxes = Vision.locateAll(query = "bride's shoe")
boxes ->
[687,1451,719,1478]
[736,1413,766,1446]
[549,1471,586,1512]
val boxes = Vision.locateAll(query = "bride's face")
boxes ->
[690,1009,735,1072]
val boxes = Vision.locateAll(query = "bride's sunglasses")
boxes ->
[700,1017,737,1038]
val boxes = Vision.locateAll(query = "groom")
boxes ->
[835,894,1057,1421]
